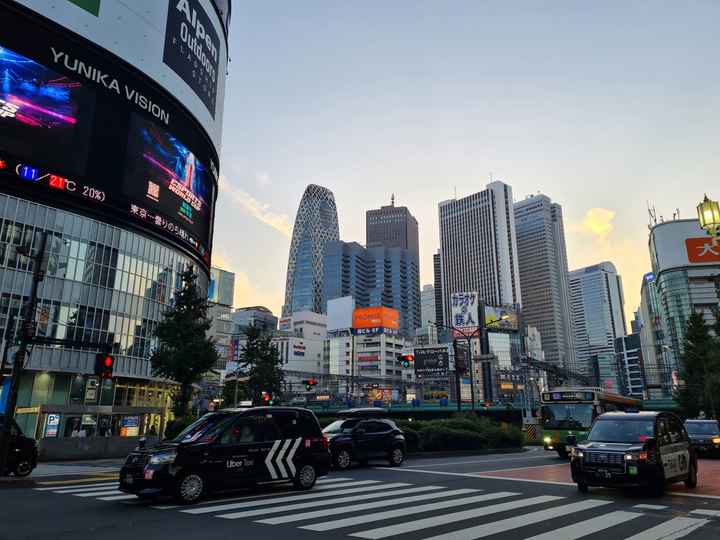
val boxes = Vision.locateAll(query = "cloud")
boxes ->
[569,208,616,240]
[233,271,283,313]
[256,172,272,187]
[220,178,292,237]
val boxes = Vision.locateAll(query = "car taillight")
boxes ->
[321,435,329,449]
[306,437,329,450]
[638,451,648,461]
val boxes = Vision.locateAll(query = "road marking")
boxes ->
[257,488,478,525]
[150,478,356,510]
[97,494,138,501]
[74,489,123,497]
[667,492,720,501]
[218,485,449,520]
[36,482,118,492]
[624,517,710,539]
[36,475,118,485]
[472,463,570,475]
[403,454,550,467]
[524,510,642,540]
[304,491,526,533]
[690,509,720,517]
[181,482,409,515]
[417,499,612,540]
[377,467,577,486]
[633,504,669,510]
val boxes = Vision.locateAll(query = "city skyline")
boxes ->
[212,2,720,323]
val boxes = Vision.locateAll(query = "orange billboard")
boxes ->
[352,307,399,333]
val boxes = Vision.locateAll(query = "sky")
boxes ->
[213,1,720,326]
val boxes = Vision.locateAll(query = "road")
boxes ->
[2,447,719,539]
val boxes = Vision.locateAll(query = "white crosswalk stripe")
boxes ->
[419,499,612,540]
[524,510,643,540]
[183,482,410,515]
[26,476,719,539]
[624,516,711,540]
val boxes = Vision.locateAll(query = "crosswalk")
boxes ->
[32,477,719,539]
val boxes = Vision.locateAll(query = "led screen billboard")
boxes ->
[352,307,400,336]
[0,3,219,270]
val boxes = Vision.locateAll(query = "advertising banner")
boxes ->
[352,307,399,335]
[0,3,219,270]
[450,292,479,336]
[15,0,229,151]
[483,305,519,331]
[651,220,719,273]
[414,346,450,378]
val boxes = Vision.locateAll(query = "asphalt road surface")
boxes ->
[3,447,719,540]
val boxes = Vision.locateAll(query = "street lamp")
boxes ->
[697,194,720,239]
[430,314,509,412]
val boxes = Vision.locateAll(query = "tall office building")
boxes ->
[208,267,236,371]
[433,251,444,327]
[638,272,673,398]
[323,241,421,337]
[366,196,419,256]
[421,285,436,326]
[514,194,574,371]
[283,185,339,316]
[438,181,522,324]
[569,262,627,379]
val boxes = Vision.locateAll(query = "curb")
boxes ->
[406,447,527,459]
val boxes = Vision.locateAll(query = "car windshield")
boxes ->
[587,419,655,443]
[323,419,361,434]
[541,403,594,430]
[171,413,236,443]
[685,422,720,435]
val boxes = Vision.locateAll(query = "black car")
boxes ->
[685,419,720,456]
[323,409,406,470]
[571,411,697,495]
[119,407,331,504]
[0,414,37,477]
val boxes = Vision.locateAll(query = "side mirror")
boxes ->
[566,435,577,446]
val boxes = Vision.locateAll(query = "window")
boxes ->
[273,410,300,438]
[362,421,388,434]
[668,416,685,444]
[219,418,257,445]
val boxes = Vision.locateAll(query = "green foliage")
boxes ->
[150,266,218,418]
[240,326,285,403]
[222,379,250,407]
[163,417,195,440]
[675,311,720,419]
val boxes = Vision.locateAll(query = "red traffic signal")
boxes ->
[400,354,414,368]
[95,353,114,379]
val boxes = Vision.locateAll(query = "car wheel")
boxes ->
[175,472,205,504]
[685,461,698,489]
[293,464,317,490]
[577,482,589,494]
[389,447,405,467]
[334,449,352,470]
[13,460,33,478]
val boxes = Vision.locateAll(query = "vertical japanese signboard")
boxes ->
[450,291,479,336]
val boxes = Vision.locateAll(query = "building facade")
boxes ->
[438,181,522,325]
[366,198,419,256]
[648,219,720,390]
[514,194,574,371]
[638,272,673,398]
[0,0,231,442]
[616,333,646,398]
[433,251,444,328]
[232,306,278,333]
[323,241,420,338]
[569,262,627,380]
[208,267,235,307]
[283,184,339,316]
[421,284,436,327]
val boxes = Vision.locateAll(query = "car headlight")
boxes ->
[571,447,583,458]
[543,436,552,444]
[713,437,720,444]
[149,451,176,465]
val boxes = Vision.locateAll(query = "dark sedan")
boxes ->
[685,419,720,456]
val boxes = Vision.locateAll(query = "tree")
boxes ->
[240,325,284,403]
[221,378,249,407]
[675,312,719,419]
[151,265,218,418]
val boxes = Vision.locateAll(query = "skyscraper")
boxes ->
[514,194,574,371]
[438,181,522,324]
[569,262,627,379]
[323,241,421,337]
[433,251,444,327]
[366,196,419,256]
[421,284,436,326]
[283,184,339,316]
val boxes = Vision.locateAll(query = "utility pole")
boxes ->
[0,231,48,476]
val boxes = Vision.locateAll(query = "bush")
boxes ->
[401,427,423,453]
[422,426,485,451]
[163,417,195,440]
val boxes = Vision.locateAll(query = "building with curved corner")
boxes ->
[0,0,231,447]
[283,184,340,317]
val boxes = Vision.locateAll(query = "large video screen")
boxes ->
[0,44,94,176]
[123,114,214,247]
[0,4,219,271]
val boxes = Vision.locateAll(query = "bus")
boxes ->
[540,387,641,458]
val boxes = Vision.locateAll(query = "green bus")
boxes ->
[540,388,641,458]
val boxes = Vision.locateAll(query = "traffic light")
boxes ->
[261,391,274,406]
[304,378,318,391]
[94,353,114,379]
[399,354,414,368]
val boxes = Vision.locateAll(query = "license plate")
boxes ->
[629,466,638,476]
[124,474,134,484]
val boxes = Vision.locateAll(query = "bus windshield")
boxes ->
[541,403,594,430]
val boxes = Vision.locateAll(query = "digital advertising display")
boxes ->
[0,2,220,270]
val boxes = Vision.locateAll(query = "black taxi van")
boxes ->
[0,414,37,477]
[119,407,331,503]
[570,411,697,495]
